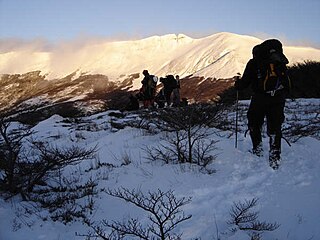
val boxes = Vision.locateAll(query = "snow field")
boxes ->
[0,100,319,240]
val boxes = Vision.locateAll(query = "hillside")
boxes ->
[1,32,320,114]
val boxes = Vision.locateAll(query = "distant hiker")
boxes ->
[235,39,291,169]
[141,70,158,108]
[160,75,177,106]
[172,75,181,107]
[155,88,166,108]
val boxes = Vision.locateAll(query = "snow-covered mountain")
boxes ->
[1,32,320,81]
[0,32,319,112]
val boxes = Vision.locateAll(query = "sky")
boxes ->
[0,0,320,47]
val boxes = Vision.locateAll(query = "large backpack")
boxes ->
[254,39,291,95]
[148,75,158,90]
[166,75,178,89]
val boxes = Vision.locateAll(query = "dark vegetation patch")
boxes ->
[1,61,319,125]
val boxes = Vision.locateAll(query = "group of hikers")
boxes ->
[128,38,290,170]
[130,70,182,110]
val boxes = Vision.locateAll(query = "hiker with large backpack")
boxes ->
[160,75,177,107]
[235,39,291,169]
[141,69,158,108]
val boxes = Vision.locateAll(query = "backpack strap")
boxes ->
[264,63,278,91]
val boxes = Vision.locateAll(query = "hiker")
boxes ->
[172,75,181,107]
[160,75,177,107]
[235,39,291,169]
[155,88,166,108]
[140,70,157,108]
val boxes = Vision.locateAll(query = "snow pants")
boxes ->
[164,88,173,106]
[172,88,180,107]
[247,92,285,153]
[141,86,156,108]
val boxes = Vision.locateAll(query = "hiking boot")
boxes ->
[252,143,263,157]
[269,150,281,170]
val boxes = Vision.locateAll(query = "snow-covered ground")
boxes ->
[0,99,319,240]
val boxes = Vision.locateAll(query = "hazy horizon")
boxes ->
[1,31,320,55]
[1,0,319,49]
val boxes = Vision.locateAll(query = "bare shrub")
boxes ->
[283,100,320,142]
[142,104,224,173]
[0,117,33,198]
[83,188,192,240]
[0,124,97,200]
[18,175,98,224]
[227,198,280,240]
[0,116,99,224]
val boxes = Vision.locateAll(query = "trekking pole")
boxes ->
[235,90,239,148]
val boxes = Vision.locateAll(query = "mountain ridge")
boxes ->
[1,32,319,82]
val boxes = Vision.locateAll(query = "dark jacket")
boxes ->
[141,74,156,100]
[235,58,268,93]
[160,75,177,92]
[235,59,256,91]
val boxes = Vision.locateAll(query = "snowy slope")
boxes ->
[0,99,319,240]
[1,32,320,85]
